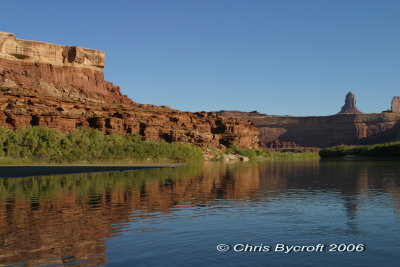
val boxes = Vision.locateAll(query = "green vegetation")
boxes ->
[226,145,268,159]
[0,126,320,164]
[319,142,400,158]
[0,126,203,164]
[226,145,319,160]
[265,151,320,160]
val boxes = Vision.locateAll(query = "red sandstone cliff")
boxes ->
[219,110,400,151]
[219,91,400,151]
[0,32,259,149]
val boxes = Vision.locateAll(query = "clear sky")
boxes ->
[1,0,399,115]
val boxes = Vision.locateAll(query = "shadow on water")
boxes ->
[0,160,400,266]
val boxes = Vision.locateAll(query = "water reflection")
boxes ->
[0,161,400,266]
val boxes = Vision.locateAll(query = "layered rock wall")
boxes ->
[0,32,259,149]
[0,57,128,103]
[219,111,400,150]
[0,32,104,69]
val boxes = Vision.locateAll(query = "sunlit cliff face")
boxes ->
[0,32,260,149]
[0,32,105,69]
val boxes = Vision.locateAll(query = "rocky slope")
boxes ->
[0,32,259,149]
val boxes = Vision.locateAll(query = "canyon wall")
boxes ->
[0,32,104,69]
[219,111,400,151]
[220,92,400,151]
[0,32,259,149]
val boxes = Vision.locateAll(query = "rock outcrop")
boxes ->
[391,97,400,113]
[0,32,259,149]
[0,32,104,69]
[0,32,129,103]
[219,110,400,150]
[338,92,362,114]
[220,91,400,151]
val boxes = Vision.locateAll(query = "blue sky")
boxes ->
[1,0,399,115]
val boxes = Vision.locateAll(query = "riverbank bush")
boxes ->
[319,142,400,158]
[266,151,320,159]
[227,145,319,160]
[0,126,203,163]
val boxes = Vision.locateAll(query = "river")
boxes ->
[0,160,399,266]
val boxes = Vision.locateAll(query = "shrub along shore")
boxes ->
[0,126,202,163]
[225,145,319,160]
[0,126,319,164]
[319,142,400,158]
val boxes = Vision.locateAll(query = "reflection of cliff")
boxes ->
[0,163,260,265]
[256,161,400,228]
[0,166,198,265]
[2,161,400,265]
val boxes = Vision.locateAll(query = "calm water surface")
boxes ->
[1,161,400,266]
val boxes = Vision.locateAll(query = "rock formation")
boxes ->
[0,32,259,149]
[0,32,104,68]
[0,32,129,103]
[338,92,362,114]
[219,110,400,150]
[391,97,400,113]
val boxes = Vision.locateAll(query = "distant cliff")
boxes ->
[0,32,259,149]
[219,93,400,151]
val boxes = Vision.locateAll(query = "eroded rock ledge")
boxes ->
[219,111,400,152]
[0,32,104,69]
[0,32,259,149]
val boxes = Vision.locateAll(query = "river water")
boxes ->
[0,161,399,266]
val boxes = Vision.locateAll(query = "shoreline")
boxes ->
[0,165,181,178]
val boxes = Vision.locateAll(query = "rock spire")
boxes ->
[390,97,400,113]
[338,92,362,114]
